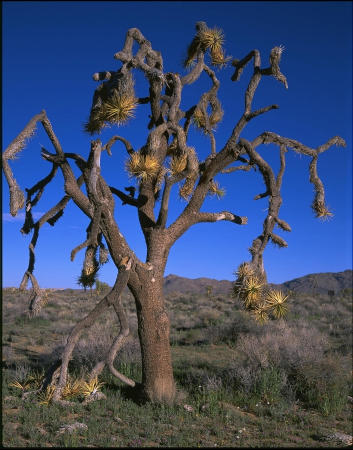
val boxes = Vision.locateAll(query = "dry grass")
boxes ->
[2,282,352,447]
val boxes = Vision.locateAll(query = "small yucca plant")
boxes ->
[170,154,187,175]
[38,385,56,405]
[101,93,137,125]
[80,377,105,397]
[8,379,32,391]
[265,290,289,319]
[61,377,84,400]
[27,370,45,389]
[126,152,160,181]
[208,180,225,199]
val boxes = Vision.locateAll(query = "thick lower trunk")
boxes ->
[130,276,175,403]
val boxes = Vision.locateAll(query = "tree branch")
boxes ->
[109,186,140,207]
[194,211,248,225]
[53,260,135,400]
[103,135,134,156]
[2,111,46,216]
[156,173,184,228]
[20,162,59,234]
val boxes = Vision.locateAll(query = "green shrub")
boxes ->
[253,366,287,403]
[95,280,111,296]
[293,355,349,415]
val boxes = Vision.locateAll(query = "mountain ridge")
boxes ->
[163,269,352,296]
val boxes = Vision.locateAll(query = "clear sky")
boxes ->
[2,1,352,288]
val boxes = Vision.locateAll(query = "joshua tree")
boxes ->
[3,22,346,404]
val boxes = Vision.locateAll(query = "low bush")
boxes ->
[292,354,350,416]
[227,320,349,414]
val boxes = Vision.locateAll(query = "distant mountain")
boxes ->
[163,270,352,296]
[164,274,233,296]
[275,270,352,295]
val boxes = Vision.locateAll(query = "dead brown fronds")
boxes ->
[83,247,98,276]
[252,307,269,324]
[170,154,187,175]
[270,232,288,248]
[167,138,179,155]
[208,180,225,199]
[193,105,224,132]
[179,177,195,200]
[209,106,224,126]
[84,115,106,135]
[312,201,334,220]
[276,218,291,232]
[99,246,109,265]
[193,108,207,129]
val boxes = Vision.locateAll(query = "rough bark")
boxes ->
[133,279,175,403]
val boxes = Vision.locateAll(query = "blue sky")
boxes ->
[2,1,352,288]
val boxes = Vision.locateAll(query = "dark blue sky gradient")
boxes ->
[2,1,352,288]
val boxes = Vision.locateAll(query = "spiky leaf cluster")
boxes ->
[99,244,109,265]
[101,92,137,125]
[38,385,56,405]
[232,262,289,323]
[80,377,105,397]
[85,71,137,134]
[61,376,86,400]
[126,152,160,181]
[184,25,231,67]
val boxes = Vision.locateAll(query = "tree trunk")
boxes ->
[130,274,176,404]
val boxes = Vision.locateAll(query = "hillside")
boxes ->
[163,269,352,296]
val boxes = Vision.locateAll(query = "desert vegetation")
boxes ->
[2,20,347,406]
[2,272,352,447]
[3,17,351,447]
